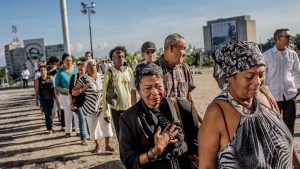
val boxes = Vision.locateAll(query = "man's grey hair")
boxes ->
[164,33,185,50]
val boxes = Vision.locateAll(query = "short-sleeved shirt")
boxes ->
[102,67,133,115]
[76,73,103,116]
[55,67,78,96]
[155,55,195,98]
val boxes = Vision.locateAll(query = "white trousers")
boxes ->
[58,94,79,133]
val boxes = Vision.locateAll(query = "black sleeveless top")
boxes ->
[38,76,54,100]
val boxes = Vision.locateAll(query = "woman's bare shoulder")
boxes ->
[201,100,228,130]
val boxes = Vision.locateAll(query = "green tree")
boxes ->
[202,57,214,67]
[0,68,6,78]
[292,34,300,49]
[184,54,195,66]
[126,52,143,65]
[261,38,275,52]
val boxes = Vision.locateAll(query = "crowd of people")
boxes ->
[32,29,300,169]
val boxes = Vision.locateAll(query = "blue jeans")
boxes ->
[40,97,54,130]
[77,107,87,140]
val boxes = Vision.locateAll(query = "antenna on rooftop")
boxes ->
[12,25,21,45]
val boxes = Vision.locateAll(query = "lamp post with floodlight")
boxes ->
[81,2,96,58]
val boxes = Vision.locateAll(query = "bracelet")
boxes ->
[146,151,151,162]
[149,148,157,162]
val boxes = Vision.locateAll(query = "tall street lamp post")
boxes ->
[81,2,96,58]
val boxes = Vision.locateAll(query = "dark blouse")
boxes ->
[119,97,199,169]
[38,76,54,100]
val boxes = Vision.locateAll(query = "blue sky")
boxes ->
[0,0,300,66]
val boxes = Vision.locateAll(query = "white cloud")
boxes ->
[71,42,87,53]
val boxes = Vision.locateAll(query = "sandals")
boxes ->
[81,140,88,145]
[93,145,101,154]
[105,146,115,152]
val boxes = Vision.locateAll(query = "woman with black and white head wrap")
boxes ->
[72,59,114,154]
[198,40,300,168]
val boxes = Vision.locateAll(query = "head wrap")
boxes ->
[214,40,265,77]
[84,59,96,68]
[134,62,163,90]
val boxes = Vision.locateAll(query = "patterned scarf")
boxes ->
[214,40,265,77]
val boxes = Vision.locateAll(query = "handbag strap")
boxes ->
[169,97,187,142]
[74,73,78,87]
[108,68,113,87]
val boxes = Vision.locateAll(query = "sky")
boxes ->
[0,0,300,66]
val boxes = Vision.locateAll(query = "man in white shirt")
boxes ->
[263,28,300,135]
[21,67,30,88]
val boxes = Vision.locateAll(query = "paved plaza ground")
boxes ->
[1,67,300,169]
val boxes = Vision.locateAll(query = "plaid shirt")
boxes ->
[155,55,195,98]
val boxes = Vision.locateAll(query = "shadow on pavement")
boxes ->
[0,123,43,136]
[0,133,69,149]
[0,108,40,116]
[0,119,32,127]
[89,160,125,169]
[297,114,300,119]
[0,102,34,110]
[0,113,36,120]
[0,137,78,158]
[0,151,92,168]
[0,122,44,131]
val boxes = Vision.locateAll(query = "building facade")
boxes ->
[45,44,64,60]
[5,43,25,79]
[4,38,64,79]
[203,15,256,55]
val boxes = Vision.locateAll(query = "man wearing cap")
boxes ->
[131,41,158,104]
[263,28,300,135]
[141,41,157,63]
[155,33,202,122]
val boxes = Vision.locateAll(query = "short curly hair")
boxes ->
[109,46,127,60]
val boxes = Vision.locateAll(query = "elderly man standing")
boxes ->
[155,33,202,122]
[263,28,300,135]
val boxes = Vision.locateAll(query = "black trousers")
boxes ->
[277,96,296,136]
[22,79,28,88]
[110,108,124,141]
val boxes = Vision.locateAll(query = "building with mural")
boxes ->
[203,15,256,55]
[4,38,64,79]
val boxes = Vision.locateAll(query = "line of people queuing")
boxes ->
[34,30,300,169]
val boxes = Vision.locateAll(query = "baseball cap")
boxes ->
[141,41,156,53]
